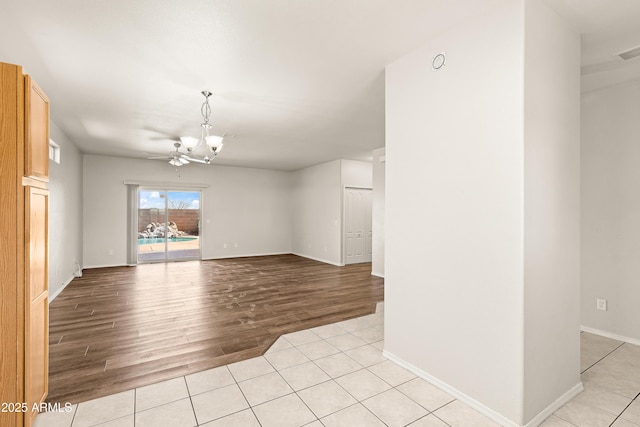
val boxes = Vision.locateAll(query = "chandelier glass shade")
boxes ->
[147,90,226,167]
[172,90,224,166]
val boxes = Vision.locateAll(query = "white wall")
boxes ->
[341,159,372,188]
[49,122,83,298]
[82,155,292,267]
[83,155,375,270]
[582,79,640,342]
[372,148,385,277]
[290,159,373,266]
[385,2,525,422]
[385,1,580,424]
[291,160,343,265]
[523,0,581,420]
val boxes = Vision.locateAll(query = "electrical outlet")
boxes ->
[596,298,607,311]
[108,249,114,256]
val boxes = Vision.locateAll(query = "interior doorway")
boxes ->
[137,189,201,262]
[344,187,373,265]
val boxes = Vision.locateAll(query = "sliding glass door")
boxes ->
[137,189,201,262]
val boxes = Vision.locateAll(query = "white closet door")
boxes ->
[345,188,373,264]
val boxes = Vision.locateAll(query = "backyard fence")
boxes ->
[138,209,200,234]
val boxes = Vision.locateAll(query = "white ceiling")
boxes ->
[543,0,640,93]
[1,0,639,171]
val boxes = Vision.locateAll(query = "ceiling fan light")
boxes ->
[154,91,228,169]
[205,135,224,150]
[180,136,199,150]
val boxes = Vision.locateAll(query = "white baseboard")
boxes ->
[49,275,76,301]
[291,252,344,267]
[371,271,384,278]
[524,382,583,427]
[201,252,291,261]
[581,325,640,346]
[383,350,520,426]
[383,350,583,427]
[82,263,130,269]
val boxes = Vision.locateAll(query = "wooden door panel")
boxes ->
[25,186,49,418]
[26,293,48,407]
[25,75,50,182]
[28,188,47,297]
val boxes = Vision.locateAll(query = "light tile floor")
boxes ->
[544,332,640,427]
[34,304,640,427]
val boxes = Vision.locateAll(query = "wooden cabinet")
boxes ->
[0,62,50,427]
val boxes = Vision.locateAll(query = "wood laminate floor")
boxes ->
[47,254,383,405]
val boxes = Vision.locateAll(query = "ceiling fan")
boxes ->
[147,90,225,167]
[147,141,214,166]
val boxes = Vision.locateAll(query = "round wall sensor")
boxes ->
[432,53,446,71]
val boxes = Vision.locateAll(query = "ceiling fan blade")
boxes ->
[180,155,208,164]
[149,136,181,141]
[147,156,171,160]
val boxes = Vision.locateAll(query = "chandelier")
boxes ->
[167,90,224,166]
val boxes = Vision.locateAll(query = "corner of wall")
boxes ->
[48,121,84,298]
